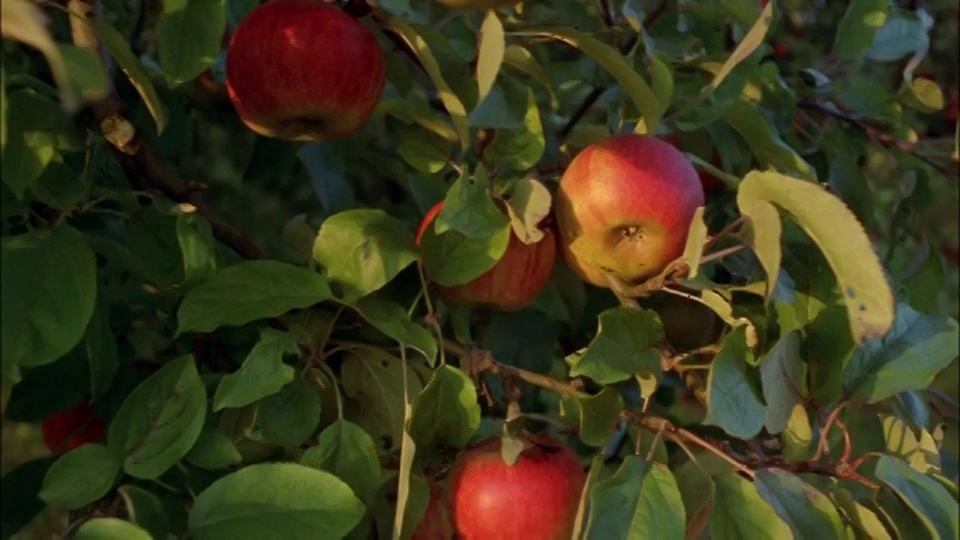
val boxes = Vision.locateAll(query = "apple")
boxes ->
[416,201,557,311]
[412,483,454,540]
[225,0,386,142]
[447,435,586,540]
[41,400,106,453]
[772,41,791,58]
[662,133,725,193]
[554,134,705,288]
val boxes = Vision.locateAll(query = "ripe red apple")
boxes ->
[662,133,725,193]
[42,400,106,454]
[225,0,386,142]
[416,201,557,311]
[946,97,958,124]
[555,134,705,288]
[412,483,454,540]
[447,435,586,540]
[772,42,791,58]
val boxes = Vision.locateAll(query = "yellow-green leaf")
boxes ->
[476,11,505,107]
[503,45,557,109]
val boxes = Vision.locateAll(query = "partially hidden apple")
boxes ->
[555,134,705,288]
[447,435,586,540]
[663,133,725,193]
[416,201,556,311]
[412,483,454,540]
[225,0,386,142]
[41,400,106,454]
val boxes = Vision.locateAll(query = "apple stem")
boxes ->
[702,216,745,251]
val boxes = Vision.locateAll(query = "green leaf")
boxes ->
[483,87,546,171]
[1,225,96,379]
[783,403,814,462]
[108,356,207,479]
[723,100,816,179]
[0,457,57,538]
[301,419,382,505]
[585,458,685,540]
[476,11,504,106]
[74,518,152,540]
[875,455,959,540]
[93,18,168,133]
[176,211,218,285]
[257,378,322,448]
[176,261,333,335]
[186,426,242,470]
[505,177,552,245]
[833,0,889,61]
[754,469,846,539]
[437,167,509,239]
[703,327,765,439]
[86,293,118,400]
[566,307,664,386]
[188,462,365,539]
[396,123,453,173]
[296,142,357,215]
[157,0,227,86]
[419,212,511,288]
[0,66,6,150]
[680,207,708,279]
[737,170,894,344]
[842,303,959,403]
[865,10,930,62]
[213,328,301,411]
[117,485,171,540]
[902,77,945,113]
[833,487,892,540]
[502,45,557,108]
[313,208,419,300]
[806,306,856,405]
[409,365,481,452]
[672,460,714,540]
[760,331,805,434]
[696,2,773,103]
[351,298,438,365]
[58,44,109,103]
[1,132,56,198]
[648,53,674,119]
[39,444,121,510]
[710,473,791,540]
[515,26,661,134]
[567,387,625,448]
[386,17,469,153]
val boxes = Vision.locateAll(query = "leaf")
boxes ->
[880,415,938,477]
[723,100,816,179]
[502,45,557,108]
[176,261,333,335]
[157,0,227,86]
[186,426,242,470]
[783,403,814,462]
[108,356,207,479]
[568,387,625,448]
[672,461,714,540]
[833,487,892,540]
[176,210,218,284]
[703,327,765,439]
[1,131,56,197]
[697,2,773,101]
[754,469,846,539]
[296,142,357,215]
[833,0,890,60]
[117,485,171,540]
[515,26,661,134]
[396,123,453,173]
[1,225,96,380]
[483,87,546,171]
[301,419,381,505]
[505,177,552,245]
[257,378,322,448]
[842,303,959,403]
[585,458,685,540]
[74,518,152,540]
[738,170,895,344]
[409,365,481,453]
[213,328,300,411]
[710,472,792,540]
[313,208,419,300]
[476,11,504,106]
[419,213,511,287]
[0,457,57,538]
[566,307,664,385]
[760,331,805,434]
[680,207,708,279]
[351,298,438,365]
[86,293,118,400]
[737,205,782,300]
[875,455,959,540]
[386,17,469,153]
[39,444,121,510]
[58,45,109,103]
[188,463,365,539]
[902,78,945,113]
[867,9,931,62]
[93,18,168,133]
[436,167,509,239]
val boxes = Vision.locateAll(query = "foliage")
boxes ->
[1,0,958,538]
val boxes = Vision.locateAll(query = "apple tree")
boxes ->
[1,0,958,538]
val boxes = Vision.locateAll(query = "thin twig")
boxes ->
[812,402,847,462]
[699,244,746,265]
[702,216,745,251]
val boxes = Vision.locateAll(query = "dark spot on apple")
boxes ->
[859,304,866,312]
[277,115,329,140]
[846,287,856,298]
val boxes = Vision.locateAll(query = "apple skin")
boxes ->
[225,0,386,142]
[41,400,106,454]
[416,201,557,311]
[447,435,586,540]
[412,483,454,540]
[555,134,705,288]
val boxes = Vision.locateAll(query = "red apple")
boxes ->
[662,133,725,193]
[225,0,386,142]
[555,134,705,288]
[416,201,557,311]
[42,400,106,454]
[946,97,958,124]
[412,483,454,540]
[448,435,586,540]
[772,41,791,58]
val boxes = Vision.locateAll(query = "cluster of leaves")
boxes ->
[1,0,958,539]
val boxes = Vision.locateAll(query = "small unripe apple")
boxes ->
[225,0,386,142]
[448,435,586,540]
[412,483,454,540]
[41,400,106,453]
[417,201,557,311]
[555,134,705,288]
